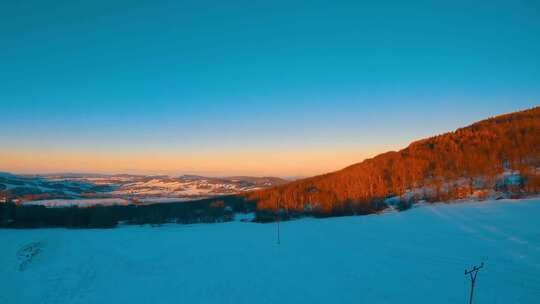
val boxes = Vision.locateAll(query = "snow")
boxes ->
[137,197,206,204]
[22,196,207,207]
[114,179,238,197]
[1,198,540,303]
[501,170,522,186]
[129,179,185,190]
[1,183,19,190]
[23,198,130,207]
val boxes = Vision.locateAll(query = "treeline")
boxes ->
[247,106,540,217]
[0,195,256,228]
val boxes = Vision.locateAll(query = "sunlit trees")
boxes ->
[249,106,540,217]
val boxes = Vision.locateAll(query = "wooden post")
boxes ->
[277,213,280,245]
[276,199,280,245]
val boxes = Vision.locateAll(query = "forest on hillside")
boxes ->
[1,106,539,228]
[248,106,540,218]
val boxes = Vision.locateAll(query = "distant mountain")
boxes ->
[0,172,18,178]
[248,106,540,216]
[0,173,287,206]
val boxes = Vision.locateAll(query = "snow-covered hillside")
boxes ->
[112,176,260,197]
[1,198,539,303]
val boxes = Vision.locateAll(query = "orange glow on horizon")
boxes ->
[0,144,397,177]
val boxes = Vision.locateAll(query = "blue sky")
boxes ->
[0,0,539,176]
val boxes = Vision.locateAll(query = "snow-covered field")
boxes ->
[1,199,539,304]
[23,198,131,207]
[22,196,203,207]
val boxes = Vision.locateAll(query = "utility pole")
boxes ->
[276,199,280,245]
[465,262,484,304]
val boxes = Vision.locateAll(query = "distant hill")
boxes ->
[248,106,540,216]
[0,173,287,205]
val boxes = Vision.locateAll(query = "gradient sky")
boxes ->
[1,0,539,177]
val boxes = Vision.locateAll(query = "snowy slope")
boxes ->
[1,199,539,303]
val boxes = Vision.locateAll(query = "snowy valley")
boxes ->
[0,172,287,207]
